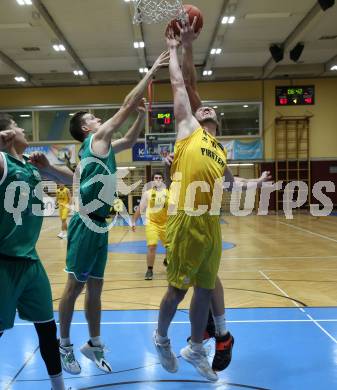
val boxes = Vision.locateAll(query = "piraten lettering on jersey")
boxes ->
[200,147,225,168]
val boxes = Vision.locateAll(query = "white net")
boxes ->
[133,0,184,24]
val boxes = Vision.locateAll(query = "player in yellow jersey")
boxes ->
[153,24,271,382]
[56,183,72,239]
[132,172,169,280]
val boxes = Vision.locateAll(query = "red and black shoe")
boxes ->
[212,332,234,372]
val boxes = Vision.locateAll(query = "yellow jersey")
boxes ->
[56,187,71,206]
[170,127,227,212]
[146,187,169,226]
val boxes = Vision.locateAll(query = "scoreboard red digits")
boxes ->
[276,86,315,106]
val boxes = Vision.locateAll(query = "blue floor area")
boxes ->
[108,240,235,254]
[1,307,337,389]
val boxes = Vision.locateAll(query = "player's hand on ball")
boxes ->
[0,130,15,150]
[179,15,201,45]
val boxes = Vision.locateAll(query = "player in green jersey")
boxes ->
[58,51,169,374]
[0,113,73,390]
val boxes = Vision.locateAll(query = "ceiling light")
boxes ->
[17,0,32,5]
[245,13,290,19]
[211,48,222,55]
[221,113,225,116]
[139,67,148,73]
[222,15,235,24]
[69,113,75,116]
[134,41,145,48]
[14,76,26,82]
[53,44,66,52]
[243,104,249,108]
[203,70,213,76]
[20,114,31,117]
[124,0,135,2]
[73,70,84,76]
[213,106,218,109]
[330,65,337,71]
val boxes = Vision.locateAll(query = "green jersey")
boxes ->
[0,152,43,261]
[78,134,117,218]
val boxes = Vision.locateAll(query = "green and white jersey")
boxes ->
[78,134,117,218]
[0,152,43,261]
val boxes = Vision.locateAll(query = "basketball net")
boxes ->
[133,0,184,24]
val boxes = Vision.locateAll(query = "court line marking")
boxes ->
[259,271,337,345]
[279,222,337,243]
[13,318,337,326]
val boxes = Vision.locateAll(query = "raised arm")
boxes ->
[0,130,16,182]
[166,29,200,141]
[179,16,202,112]
[224,167,273,191]
[111,99,146,154]
[92,51,169,156]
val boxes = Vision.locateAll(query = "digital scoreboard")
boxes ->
[275,86,315,106]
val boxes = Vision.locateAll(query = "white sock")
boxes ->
[190,341,203,352]
[50,372,65,390]
[90,336,102,346]
[156,330,169,344]
[214,315,227,336]
[60,337,71,347]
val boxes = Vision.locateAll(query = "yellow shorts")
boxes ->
[59,205,69,220]
[166,211,222,290]
[145,222,166,246]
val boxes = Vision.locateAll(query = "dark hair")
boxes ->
[0,113,13,132]
[69,111,88,142]
[152,171,163,181]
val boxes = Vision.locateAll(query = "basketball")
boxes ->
[166,4,203,37]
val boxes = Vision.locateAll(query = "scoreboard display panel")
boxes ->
[276,86,315,106]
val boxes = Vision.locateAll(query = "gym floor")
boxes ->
[1,214,337,389]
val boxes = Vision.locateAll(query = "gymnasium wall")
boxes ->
[0,78,336,160]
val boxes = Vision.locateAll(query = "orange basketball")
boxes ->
[166,4,203,37]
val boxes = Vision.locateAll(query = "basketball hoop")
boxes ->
[133,0,184,24]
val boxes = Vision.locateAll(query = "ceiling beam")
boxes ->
[31,0,90,80]
[203,0,232,73]
[0,50,35,86]
[262,2,323,79]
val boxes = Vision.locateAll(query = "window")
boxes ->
[216,103,261,137]
[39,110,77,141]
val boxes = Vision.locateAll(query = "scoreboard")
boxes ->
[276,86,315,106]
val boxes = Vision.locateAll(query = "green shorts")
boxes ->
[66,213,108,282]
[166,211,222,290]
[0,259,54,331]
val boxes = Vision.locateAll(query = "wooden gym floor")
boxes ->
[39,214,337,311]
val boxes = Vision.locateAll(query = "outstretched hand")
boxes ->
[178,14,201,46]
[0,130,15,150]
[151,50,170,72]
[258,171,273,187]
